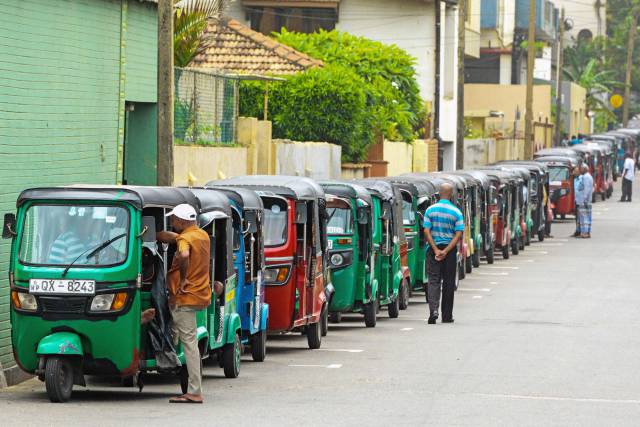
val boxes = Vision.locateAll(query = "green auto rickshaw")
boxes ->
[3,186,242,402]
[450,172,485,268]
[320,181,377,327]
[355,180,411,318]
[386,176,438,293]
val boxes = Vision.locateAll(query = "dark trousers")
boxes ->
[426,244,457,320]
[622,178,633,201]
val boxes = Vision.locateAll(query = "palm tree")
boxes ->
[174,0,229,67]
[563,57,621,117]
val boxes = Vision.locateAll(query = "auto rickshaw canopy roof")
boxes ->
[379,177,438,199]
[188,188,233,216]
[402,173,460,198]
[535,148,586,161]
[535,156,580,168]
[457,170,492,190]
[495,161,548,176]
[205,186,264,211]
[17,185,198,210]
[210,175,325,201]
[354,179,397,202]
[319,181,373,207]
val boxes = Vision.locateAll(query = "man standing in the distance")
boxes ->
[620,153,635,202]
[423,183,464,325]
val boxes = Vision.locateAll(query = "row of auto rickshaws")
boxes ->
[535,128,639,219]
[2,163,560,402]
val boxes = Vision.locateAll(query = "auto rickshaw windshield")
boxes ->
[400,191,416,226]
[261,197,288,247]
[19,204,129,266]
[326,198,354,235]
[549,166,570,182]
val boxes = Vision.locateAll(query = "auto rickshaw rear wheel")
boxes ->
[525,231,531,246]
[307,320,322,349]
[519,236,525,251]
[44,356,74,403]
[251,329,267,362]
[388,295,400,319]
[486,245,495,264]
[511,239,519,255]
[458,260,466,280]
[502,245,510,259]
[399,281,409,310]
[223,333,241,378]
[329,312,342,323]
[465,256,473,274]
[364,300,377,328]
[560,213,566,220]
[472,251,481,268]
[320,304,329,337]
[538,229,545,242]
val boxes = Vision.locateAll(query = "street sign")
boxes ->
[610,94,623,109]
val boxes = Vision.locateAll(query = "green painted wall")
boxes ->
[0,0,157,379]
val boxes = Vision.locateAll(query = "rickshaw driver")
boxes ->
[156,203,212,404]
[47,208,101,265]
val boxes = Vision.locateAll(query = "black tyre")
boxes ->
[44,357,74,403]
[399,281,409,310]
[459,259,466,280]
[560,213,566,220]
[502,245,510,259]
[320,304,329,337]
[472,251,480,268]
[538,228,545,241]
[525,231,531,246]
[519,236,525,251]
[512,239,519,255]
[465,255,473,274]
[364,300,377,328]
[329,312,341,323]
[602,192,606,201]
[486,245,495,264]
[222,333,241,378]
[307,319,322,349]
[251,329,267,362]
[388,295,400,319]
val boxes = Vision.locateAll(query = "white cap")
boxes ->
[165,204,197,221]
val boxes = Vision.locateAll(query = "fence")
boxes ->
[174,68,239,145]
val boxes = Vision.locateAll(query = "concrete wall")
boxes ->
[0,0,158,385]
[341,164,371,180]
[368,140,438,176]
[561,82,589,138]
[173,145,248,185]
[272,140,342,180]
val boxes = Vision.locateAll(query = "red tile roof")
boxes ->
[192,18,323,75]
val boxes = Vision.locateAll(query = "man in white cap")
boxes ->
[157,204,211,403]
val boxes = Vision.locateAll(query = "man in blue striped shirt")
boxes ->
[423,183,464,324]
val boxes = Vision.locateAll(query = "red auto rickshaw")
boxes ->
[535,156,578,219]
[213,176,330,349]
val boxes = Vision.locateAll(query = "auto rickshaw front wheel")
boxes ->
[222,333,241,378]
[472,251,481,268]
[486,245,495,264]
[538,229,545,242]
[320,304,329,337]
[44,356,74,403]
[364,300,377,328]
[388,295,400,319]
[465,256,473,274]
[511,240,520,255]
[399,281,409,310]
[501,245,510,259]
[307,319,322,349]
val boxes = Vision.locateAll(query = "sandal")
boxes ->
[169,394,203,404]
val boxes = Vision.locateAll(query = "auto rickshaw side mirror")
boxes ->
[2,213,16,239]
[357,208,369,225]
[294,202,307,224]
[140,216,157,243]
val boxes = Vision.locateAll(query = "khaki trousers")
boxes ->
[171,306,202,395]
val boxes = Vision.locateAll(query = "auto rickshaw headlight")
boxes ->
[90,292,128,312]
[330,253,344,266]
[264,266,290,285]
[11,291,37,311]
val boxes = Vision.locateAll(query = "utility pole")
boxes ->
[554,8,565,147]
[623,12,638,127]
[524,0,536,159]
[456,0,466,170]
[157,0,174,186]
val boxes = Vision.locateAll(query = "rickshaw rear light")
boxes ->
[336,238,352,245]
[111,292,128,310]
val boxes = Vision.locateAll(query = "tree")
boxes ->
[173,0,227,67]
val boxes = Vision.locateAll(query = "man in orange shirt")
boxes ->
[157,204,211,404]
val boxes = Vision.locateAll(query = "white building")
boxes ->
[226,0,472,170]
[553,0,606,43]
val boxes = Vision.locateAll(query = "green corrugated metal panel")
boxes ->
[126,0,158,103]
[0,0,157,373]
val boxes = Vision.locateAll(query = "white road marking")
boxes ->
[525,250,548,254]
[509,259,535,262]
[472,295,483,299]
[485,266,519,270]
[471,392,640,405]
[317,349,363,353]
[476,272,509,276]
[535,243,564,247]
[547,238,568,242]
[400,327,414,331]
[490,281,499,285]
[289,364,343,369]
[458,288,492,292]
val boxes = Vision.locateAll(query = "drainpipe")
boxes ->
[434,0,443,170]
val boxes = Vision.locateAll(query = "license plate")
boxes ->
[29,279,96,295]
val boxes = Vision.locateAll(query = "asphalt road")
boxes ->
[2,179,640,426]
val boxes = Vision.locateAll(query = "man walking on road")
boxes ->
[578,165,594,239]
[157,204,211,404]
[423,183,464,324]
[573,167,584,237]
[620,153,635,202]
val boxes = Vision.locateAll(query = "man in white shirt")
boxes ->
[620,153,635,202]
